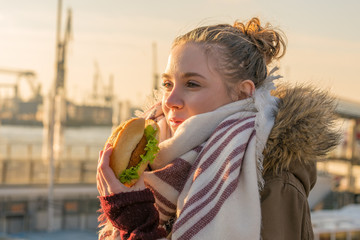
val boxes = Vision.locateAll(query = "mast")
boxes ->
[46,0,71,232]
[46,0,62,232]
[152,42,159,91]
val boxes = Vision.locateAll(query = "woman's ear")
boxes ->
[236,80,255,100]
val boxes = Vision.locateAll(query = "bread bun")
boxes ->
[104,118,160,187]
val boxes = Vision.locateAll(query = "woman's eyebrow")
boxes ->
[161,73,171,79]
[181,72,206,79]
[161,72,206,79]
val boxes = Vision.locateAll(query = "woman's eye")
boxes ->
[186,81,200,88]
[161,81,173,90]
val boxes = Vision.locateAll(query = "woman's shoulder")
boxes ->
[261,161,316,199]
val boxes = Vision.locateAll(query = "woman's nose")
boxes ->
[164,88,184,110]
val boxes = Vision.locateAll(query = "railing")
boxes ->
[312,205,360,240]
[0,159,97,185]
[314,229,360,240]
[0,141,100,185]
[0,141,102,161]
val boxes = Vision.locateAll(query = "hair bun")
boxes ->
[233,17,286,64]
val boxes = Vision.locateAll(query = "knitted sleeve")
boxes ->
[98,188,167,240]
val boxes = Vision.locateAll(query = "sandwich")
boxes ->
[104,118,160,187]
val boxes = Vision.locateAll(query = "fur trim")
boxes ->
[253,67,281,189]
[262,83,341,174]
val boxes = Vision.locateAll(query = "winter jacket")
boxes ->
[260,85,340,240]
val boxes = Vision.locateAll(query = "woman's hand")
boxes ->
[97,143,145,196]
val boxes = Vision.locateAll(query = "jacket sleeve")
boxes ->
[260,172,314,240]
[98,188,167,240]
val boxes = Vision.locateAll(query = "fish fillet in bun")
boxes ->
[104,118,160,187]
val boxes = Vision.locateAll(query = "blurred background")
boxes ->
[0,0,359,239]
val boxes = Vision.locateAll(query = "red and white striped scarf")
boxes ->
[143,99,263,240]
[142,70,280,239]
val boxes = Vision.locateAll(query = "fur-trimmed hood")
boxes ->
[262,84,341,193]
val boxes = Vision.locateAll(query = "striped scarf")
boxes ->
[142,70,279,239]
[143,100,264,240]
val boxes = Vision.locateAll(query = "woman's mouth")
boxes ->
[169,118,184,129]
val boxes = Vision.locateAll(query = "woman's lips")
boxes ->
[169,118,184,128]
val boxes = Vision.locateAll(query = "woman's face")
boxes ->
[161,43,233,134]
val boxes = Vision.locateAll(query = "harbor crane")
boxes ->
[54,8,72,94]
[92,61,113,105]
[0,68,41,100]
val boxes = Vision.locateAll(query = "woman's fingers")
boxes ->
[96,150,104,181]
[96,143,146,195]
[101,144,112,166]
[96,171,105,195]
[97,144,128,194]
[100,145,120,188]
[98,170,111,195]
[131,173,146,191]
[97,144,112,195]
[98,150,103,163]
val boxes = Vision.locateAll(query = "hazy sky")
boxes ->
[0,0,359,106]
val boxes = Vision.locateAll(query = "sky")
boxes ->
[0,0,359,107]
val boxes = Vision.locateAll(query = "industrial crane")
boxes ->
[92,61,113,105]
[0,68,41,100]
[54,8,72,93]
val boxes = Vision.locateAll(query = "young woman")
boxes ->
[97,17,340,240]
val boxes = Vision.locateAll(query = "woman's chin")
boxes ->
[169,122,183,134]
[170,126,178,135]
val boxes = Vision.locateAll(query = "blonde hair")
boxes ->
[172,17,287,87]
